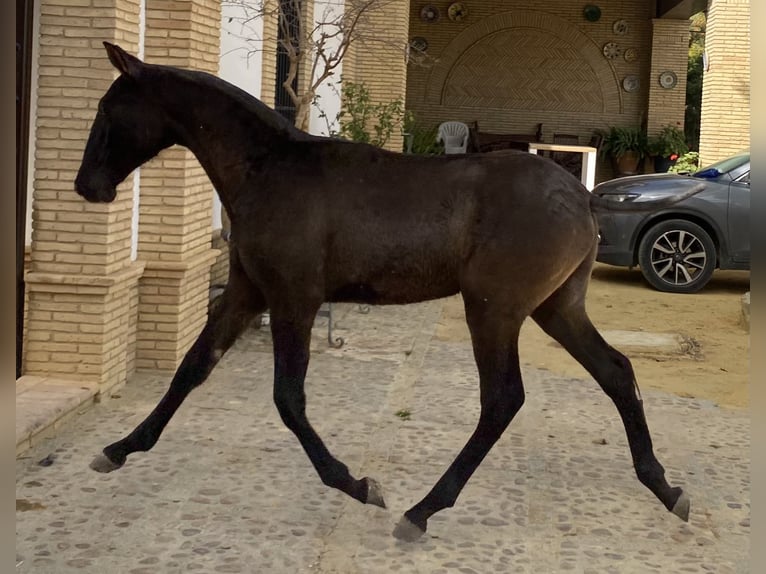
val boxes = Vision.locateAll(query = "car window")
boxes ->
[728,162,750,181]
[735,171,750,185]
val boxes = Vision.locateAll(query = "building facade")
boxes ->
[16,0,750,398]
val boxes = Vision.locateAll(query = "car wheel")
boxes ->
[637,219,717,293]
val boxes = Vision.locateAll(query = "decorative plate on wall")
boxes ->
[623,48,637,62]
[659,70,678,89]
[612,19,629,35]
[583,5,601,22]
[602,42,622,60]
[420,5,440,23]
[622,75,640,93]
[447,2,468,22]
[410,36,428,53]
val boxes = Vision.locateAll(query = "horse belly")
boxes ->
[327,248,461,305]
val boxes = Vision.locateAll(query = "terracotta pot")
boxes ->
[612,151,642,176]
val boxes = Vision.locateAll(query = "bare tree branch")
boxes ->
[223,0,421,131]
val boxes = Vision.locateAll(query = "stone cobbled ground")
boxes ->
[16,302,750,573]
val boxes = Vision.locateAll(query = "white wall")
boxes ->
[220,2,264,97]
[25,0,41,248]
[309,0,345,136]
[131,0,146,260]
[215,2,266,231]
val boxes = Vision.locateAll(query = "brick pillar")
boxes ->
[646,19,690,137]
[338,0,409,152]
[259,0,279,108]
[136,0,222,371]
[24,0,144,395]
[698,0,751,165]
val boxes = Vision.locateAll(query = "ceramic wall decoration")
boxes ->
[613,19,629,35]
[420,5,440,23]
[659,70,678,89]
[583,4,601,22]
[447,2,467,22]
[622,75,640,93]
[410,36,428,53]
[602,42,622,60]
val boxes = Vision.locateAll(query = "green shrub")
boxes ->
[336,82,405,148]
[668,151,700,173]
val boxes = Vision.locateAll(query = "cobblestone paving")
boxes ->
[16,301,750,573]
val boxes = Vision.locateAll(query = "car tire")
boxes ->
[637,219,717,293]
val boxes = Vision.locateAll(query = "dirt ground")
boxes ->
[435,263,750,410]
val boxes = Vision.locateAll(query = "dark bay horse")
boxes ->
[75,43,697,541]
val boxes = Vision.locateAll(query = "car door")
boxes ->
[726,171,750,267]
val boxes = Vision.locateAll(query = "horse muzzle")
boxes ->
[74,173,117,203]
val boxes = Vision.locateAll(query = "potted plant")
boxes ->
[598,126,647,176]
[648,124,689,172]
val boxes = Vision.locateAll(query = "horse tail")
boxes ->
[588,182,706,213]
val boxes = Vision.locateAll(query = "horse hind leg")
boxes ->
[531,258,690,521]
[90,255,266,473]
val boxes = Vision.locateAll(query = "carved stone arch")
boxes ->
[424,10,622,114]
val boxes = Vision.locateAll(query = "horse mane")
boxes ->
[147,62,312,141]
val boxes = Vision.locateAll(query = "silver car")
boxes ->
[594,151,750,293]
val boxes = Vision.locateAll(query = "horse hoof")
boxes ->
[392,516,425,542]
[89,452,123,473]
[364,477,386,508]
[670,490,690,522]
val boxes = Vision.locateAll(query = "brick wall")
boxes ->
[209,231,230,288]
[406,1,658,135]
[136,0,222,371]
[340,0,410,152]
[698,0,750,165]
[404,0,682,180]
[24,0,225,386]
[647,18,690,136]
[259,0,279,108]
[24,0,144,393]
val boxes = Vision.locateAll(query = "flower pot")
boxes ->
[613,151,642,176]
[653,156,677,173]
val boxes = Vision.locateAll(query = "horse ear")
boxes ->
[103,42,143,78]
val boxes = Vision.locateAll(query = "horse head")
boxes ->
[75,42,175,203]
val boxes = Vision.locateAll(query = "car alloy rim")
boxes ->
[650,230,707,286]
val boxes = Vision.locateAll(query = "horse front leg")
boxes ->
[393,299,525,541]
[90,260,265,473]
[269,307,386,508]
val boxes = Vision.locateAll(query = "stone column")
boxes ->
[646,18,691,136]
[259,0,280,108]
[136,0,222,371]
[24,0,144,395]
[698,0,750,165]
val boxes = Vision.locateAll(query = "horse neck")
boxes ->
[156,68,299,207]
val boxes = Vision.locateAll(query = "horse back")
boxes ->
[231,142,595,306]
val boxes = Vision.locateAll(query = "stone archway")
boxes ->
[424,10,623,114]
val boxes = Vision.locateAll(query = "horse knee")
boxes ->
[597,350,639,399]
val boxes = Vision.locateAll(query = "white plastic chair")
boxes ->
[437,121,469,154]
